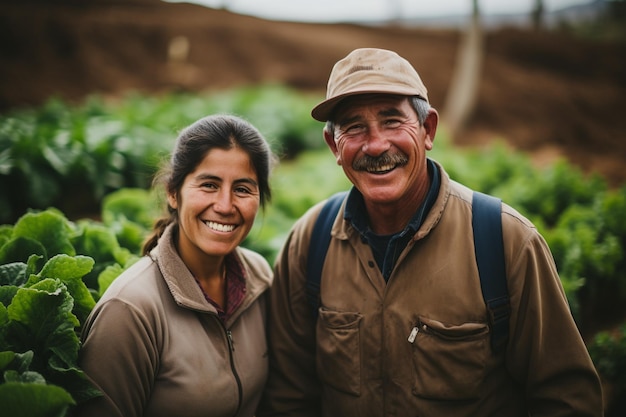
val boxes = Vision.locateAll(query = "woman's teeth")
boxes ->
[205,221,235,232]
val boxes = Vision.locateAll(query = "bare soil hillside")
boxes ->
[1,0,625,185]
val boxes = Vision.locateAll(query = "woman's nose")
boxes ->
[213,189,235,214]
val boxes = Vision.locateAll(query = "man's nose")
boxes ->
[362,124,391,155]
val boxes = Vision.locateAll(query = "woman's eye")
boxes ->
[235,186,252,195]
[201,182,218,190]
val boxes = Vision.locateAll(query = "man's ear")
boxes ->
[323,126,342,165]
[423,108,439,151]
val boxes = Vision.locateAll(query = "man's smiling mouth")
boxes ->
[204,220,236,232]
[354,152,408,174]
[366,164,395,174]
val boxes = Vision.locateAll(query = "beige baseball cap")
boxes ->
[311,48,429,122]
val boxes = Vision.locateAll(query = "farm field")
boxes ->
[1,0,625,186]
[1,1,626,415]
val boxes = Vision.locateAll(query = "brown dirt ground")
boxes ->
[1,0,625,186]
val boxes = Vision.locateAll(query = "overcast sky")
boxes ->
[171,0,594,22]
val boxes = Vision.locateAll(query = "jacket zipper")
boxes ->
[408,326,420,343]
[222,323,243,417]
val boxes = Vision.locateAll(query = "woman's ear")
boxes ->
[167,192,178,210]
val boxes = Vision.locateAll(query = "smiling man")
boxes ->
[258,48,603,417]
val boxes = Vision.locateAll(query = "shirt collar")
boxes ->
[195,252,247,323]
[344,158,440,237]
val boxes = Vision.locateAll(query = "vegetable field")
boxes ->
[1,86,625,416]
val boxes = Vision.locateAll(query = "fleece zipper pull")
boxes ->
[408,326,419,344]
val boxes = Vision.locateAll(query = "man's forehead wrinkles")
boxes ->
[338,105,406,125]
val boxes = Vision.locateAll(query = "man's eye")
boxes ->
[385,119,403,127]
[344,124,364,134]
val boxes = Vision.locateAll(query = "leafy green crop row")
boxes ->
[0,85,323,224]
[2,87,626,415]
[431,142,626,325]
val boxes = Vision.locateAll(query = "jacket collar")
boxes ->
[151,224,216,313]
[150,224,271,317]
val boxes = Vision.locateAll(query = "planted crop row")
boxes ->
[0,86,323,224]
[1,88,626,415]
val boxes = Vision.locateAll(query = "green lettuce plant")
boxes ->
[0,207,141,415]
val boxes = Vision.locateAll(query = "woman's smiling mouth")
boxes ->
[204,220,236,232]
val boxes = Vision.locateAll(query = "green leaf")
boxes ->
[7,279,80,360]
[29,255,96,324]
[22,167,61,209]
[0,146,12,175]
[0,350,15,371]
[36,255,94,283]
[0,285,19,312]
[71,221,119,264]
[0,382,75,417]
[97,263,124,297]
[0,262,29,287]
[0,302,8,343]
[0,224,12,240]
[0,236,47,266]
[47,355,102,403]
[102,187,159,229]
[12,350,34,373]
[12,210,75,258]
[42,145,71,177]
[4,369,46,384]
[25,254,43,277]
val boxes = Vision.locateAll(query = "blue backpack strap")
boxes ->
[306,191,348,319]
[472,191,510,354]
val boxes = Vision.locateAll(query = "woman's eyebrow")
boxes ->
[195,173,258,187]
[234,177,258,188]
[195,173,220,182]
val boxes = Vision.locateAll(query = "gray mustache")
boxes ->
[352,152,408,171]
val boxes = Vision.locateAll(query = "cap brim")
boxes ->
[311,87,426,122]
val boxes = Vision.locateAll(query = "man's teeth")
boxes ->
[205,221,235,232]
[367,164,394,173]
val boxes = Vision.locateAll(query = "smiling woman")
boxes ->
[170,148,261,267]
[77,114,277,417]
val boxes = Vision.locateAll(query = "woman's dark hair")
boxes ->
[142,114,275,254]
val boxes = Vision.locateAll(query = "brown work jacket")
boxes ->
[259,161,603,417]
[79,224,272,417]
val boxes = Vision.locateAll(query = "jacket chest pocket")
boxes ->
[316,309,363,396]
[410,316,489,401]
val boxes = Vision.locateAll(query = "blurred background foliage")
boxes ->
[2,85,625,333]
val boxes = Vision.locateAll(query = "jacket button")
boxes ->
[368,261,375,268]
